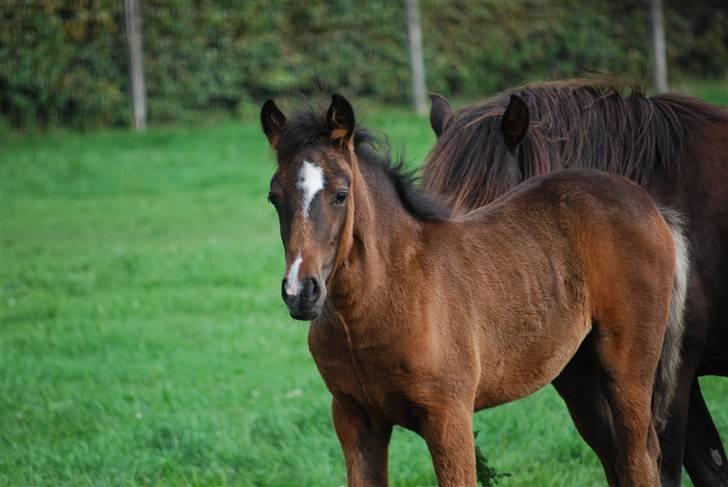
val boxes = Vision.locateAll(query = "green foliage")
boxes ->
[1,0,726,130]
[0,0,128,130]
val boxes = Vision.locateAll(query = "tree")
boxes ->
[124,0,147,130]
[405,0,427,115]
[648,0,668,93]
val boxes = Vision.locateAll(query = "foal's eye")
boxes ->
[267,192,277,206]
[334,191,349,205]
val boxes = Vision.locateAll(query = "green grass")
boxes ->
[672,77,728,105]
[1,100,726,486]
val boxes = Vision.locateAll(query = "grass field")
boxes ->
[2,89,727,486]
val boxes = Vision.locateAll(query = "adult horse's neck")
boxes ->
[324,152,425,323]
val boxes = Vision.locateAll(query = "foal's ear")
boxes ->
[327,94,356,147]
[501,94,529,151]
[430,93,454,137]
[261,99,287,148]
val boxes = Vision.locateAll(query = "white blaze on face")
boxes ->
[297,160,325,220]
[285,161,323,296]
[285,252,303,296]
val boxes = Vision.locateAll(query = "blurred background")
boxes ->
[1,1,726,486]
[2,0,727,131]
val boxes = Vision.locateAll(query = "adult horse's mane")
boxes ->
[277,108,448,221]
[423,78,728,211]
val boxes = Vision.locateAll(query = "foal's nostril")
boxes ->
[304,277,321,303]
[281,279,292,302]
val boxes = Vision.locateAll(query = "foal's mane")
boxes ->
[423,78,728,211]
[277,108,448,221]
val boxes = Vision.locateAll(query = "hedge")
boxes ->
[1,0,726,130]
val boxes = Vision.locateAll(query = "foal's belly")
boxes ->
[474,310,592,410]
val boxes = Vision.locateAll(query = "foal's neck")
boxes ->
[326,157,425,321]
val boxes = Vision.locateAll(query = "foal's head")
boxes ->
[261,95,358,320]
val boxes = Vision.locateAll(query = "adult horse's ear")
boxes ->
[327,94,355,147]
[501,94,529,151]
[261,99,287,148]
[430,93,453,137]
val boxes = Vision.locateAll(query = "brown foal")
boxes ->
[260,94,688,486]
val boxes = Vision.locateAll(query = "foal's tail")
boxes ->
[653,208,689,431]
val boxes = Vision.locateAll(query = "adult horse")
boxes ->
[423,79,728,486]
[260,94,688,486]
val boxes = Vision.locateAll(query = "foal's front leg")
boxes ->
[332,398,392,487]
[420,404,477,487]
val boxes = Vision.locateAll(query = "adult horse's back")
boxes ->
[423,79,728,486]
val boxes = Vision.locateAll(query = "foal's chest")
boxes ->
[307,320,425,428]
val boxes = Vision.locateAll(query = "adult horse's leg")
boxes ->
[419,403,477,486]
[657,361,695,487]
[552,339,620,486]
[657,272,717,487]
[660,365,728,487]
[332,398,392,487]
[683,379,728,486]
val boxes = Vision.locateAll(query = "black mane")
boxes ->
[277,107,448,221]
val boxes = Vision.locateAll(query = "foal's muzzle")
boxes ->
[282,276,325,320]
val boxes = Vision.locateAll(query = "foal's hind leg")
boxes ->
[553,339,620,486]
[594,318,662,486]
[656,357,696,487]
